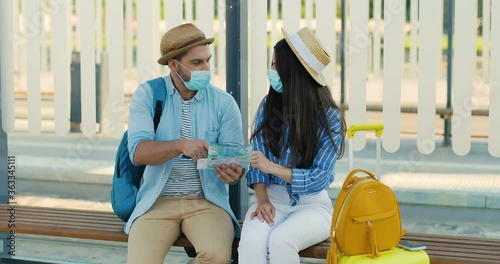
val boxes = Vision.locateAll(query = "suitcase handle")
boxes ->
[348,123,384,177]
[347,123,384,138]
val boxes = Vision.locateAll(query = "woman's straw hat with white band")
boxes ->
[282,27,331,86]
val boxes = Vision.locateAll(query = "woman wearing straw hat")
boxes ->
[238,27,346,263]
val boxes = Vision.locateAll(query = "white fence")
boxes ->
[0,0,499,157]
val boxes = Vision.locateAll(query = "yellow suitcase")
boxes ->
[338,247,429,264]
[330,124,429,264]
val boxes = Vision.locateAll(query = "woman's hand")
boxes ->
[250,151,274,174]
[250,199,276,226]
[251,151,293,183]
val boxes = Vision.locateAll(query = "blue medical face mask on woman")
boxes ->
[267,68,283,93]
[176,61,211,91]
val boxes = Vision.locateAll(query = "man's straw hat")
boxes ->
[157,23,214,65]
[282,27,331,86]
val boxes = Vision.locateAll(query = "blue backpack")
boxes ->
[111,77,166,222]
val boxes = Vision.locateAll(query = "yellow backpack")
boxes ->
[327,169,406,264]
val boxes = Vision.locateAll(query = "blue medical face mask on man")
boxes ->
[176,61,211,91]
[267,68,283,93]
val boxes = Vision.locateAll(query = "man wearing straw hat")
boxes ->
[125,23,245,264]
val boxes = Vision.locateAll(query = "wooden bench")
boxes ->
[1,205,499,263]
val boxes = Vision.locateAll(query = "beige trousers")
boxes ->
[127,196,234,264]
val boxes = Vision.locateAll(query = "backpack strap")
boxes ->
[147,77,167,132]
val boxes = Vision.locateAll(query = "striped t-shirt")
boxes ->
[160,99,203,197]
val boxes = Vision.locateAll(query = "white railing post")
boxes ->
[349,0,369,151]
[452,1,477,156]
[373,0,381,77]
[488,0,500,157]
[137,0,155,84]
[249,0,267,123]
[196,0,215,74]
[51,0,70,136]
[153,0,161,75]
[125,0,133,71]
[409,0,419,77]
[482,0,491,81]
[19,0,27,75]
[165,0,182,31]
[99,51,110,134]
[26,0,42,133]
[435,0,444,77]
[282,0,301,33]
[107,0,125,137]
[41,0,48,71]
[185,0,193,22]
[75,0,80,51]
[316,0,336,88]
[66,0,72,65]
[79,0,96,136]
[0,0,16,133]
[217,0,226,76]
[305,0,313,29]
[417,0,441,154]
[164,0,183,77]
[96,0,103,64]
[13,0,20,74]
[382,0,405,153]
[269,0,278,65]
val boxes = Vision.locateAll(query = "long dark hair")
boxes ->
[250,39,346,168]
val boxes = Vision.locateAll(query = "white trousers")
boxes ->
[238,184,333,264]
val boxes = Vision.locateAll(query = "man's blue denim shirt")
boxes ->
[124,75,244,236]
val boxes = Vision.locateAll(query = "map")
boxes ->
[197,143,252,170]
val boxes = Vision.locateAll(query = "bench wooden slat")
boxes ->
[428,255,500,264]
[0,215,125,227]
[1,204,499,262]
[8,205,115,216]
[427,257,500,264]
[405,237,500,249]
[425,248,500,259]
[417,243,500,252]
[11,223,129,242]
[11,207,119,219]
[13,208,119,219]
[405,233,500,244]
[1,214,125,227]
[417,241,500,252]
[0,218,124,232]
[0,213,124,227]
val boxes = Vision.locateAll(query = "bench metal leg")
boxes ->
[183,246,197,258]
[1,232,12,262]
[1,232,54,264]
[231,249,238,264]
[0,241,6,262]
